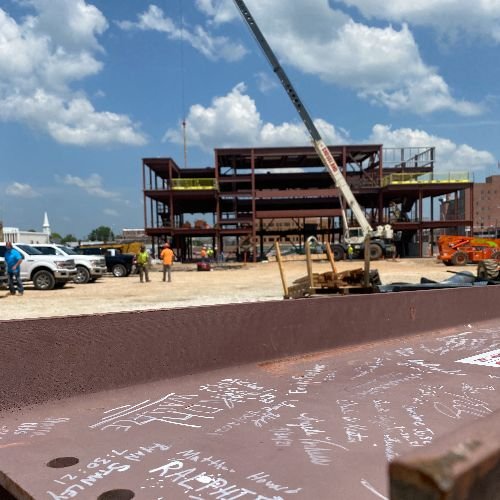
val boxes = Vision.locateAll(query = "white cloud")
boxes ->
[27,0,108,51]
[59,174,120,199]
[195,0,237,25]
[255,72,278,94]
[0,90,146,146]
[163,83,349,151]
[369,124,495,172]
[337,0,500,42]
[5,182,39,198]
[164,84,494,175]
[198,0,481,115]
[0,2,146,146]
[103,208,119,217]
[117,4,247,62]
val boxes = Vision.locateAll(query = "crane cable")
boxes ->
[178,0,225,169]
[179,0,187,168]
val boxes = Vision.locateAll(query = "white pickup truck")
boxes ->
[0,258,6,288]
[32,244,107,284]
[0,243,77,290]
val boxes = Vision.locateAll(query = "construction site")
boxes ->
[1,1,500,500]
[142,144,473,263]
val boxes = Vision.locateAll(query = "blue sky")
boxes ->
[1,0,499,238]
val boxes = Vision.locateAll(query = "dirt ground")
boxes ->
[1,257,472,321]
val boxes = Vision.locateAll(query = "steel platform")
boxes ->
[1,287,499,499]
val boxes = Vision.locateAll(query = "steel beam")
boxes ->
[0,286,499,499]
[390,411,500,499]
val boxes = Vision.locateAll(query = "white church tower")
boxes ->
[43,212,51,237]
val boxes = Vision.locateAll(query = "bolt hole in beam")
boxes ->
[97,489,135,500]
[46,457,79,468]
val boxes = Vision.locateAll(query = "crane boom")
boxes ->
[233,0,373,236]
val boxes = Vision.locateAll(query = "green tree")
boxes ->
[51,232,62,243]
[61,234,77,244]
[88,226,114,242]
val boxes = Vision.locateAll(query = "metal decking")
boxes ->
[0,287,499,499]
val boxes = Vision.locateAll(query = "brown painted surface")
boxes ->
[0,286,499,499]
[390,411,500,500]
[1,286,499,412]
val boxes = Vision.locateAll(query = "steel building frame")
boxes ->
[143,145,473,261]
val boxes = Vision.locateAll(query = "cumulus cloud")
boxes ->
[195,0,238,25]
[337,0,500,43]
[0,1,146,146]
[255,72,279,94]
[0,90,146,146]
[27,0,108,51]
[59,174,120,199]
[117,4,247,62]
[369,124,495,172]
[163,83,349,151]
[163,84,494,175]
[5,182,39,198]
[198,0,481,116]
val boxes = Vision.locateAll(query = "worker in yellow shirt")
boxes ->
[136,245,151,283]
[160,242,175,282]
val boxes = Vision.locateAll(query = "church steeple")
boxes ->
[43,212,51,236]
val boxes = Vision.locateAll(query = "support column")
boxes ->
[251,149,257,263]
[418,189,423,257]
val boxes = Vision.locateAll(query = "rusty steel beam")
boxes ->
[390,411,500,499]
[0,286,499,413]
[0,286,499,499]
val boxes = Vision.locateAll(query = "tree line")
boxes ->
[51,226,115,244]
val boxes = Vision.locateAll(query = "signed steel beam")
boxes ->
[0,286,499,499]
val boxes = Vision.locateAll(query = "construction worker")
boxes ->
[136,245,151,283]
[207,246,214,262]
[200,246,208,262]
[160,242,174,282]
[5,242,24,295]
[347,244,354,261]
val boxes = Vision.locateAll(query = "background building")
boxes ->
[440,174,500,237]
[471,175,500,236]
[1,213,51,244]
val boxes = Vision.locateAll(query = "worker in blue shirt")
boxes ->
[5,242,24,295]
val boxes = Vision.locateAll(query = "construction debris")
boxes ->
[277,239,500,299]
[277,238,381,298]
[287,268,381,298]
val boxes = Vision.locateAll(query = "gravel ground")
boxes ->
[1,257,472,321]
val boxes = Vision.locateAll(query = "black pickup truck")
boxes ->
[76,247,135,277]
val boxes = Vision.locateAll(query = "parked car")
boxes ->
[0,243,77,290]
[32,244,107,284]
[76,247,135,277]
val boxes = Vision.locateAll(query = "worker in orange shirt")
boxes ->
[200,246,208,262]
[160,242,175,282]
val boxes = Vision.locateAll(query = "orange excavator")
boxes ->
[438,235,500,265]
